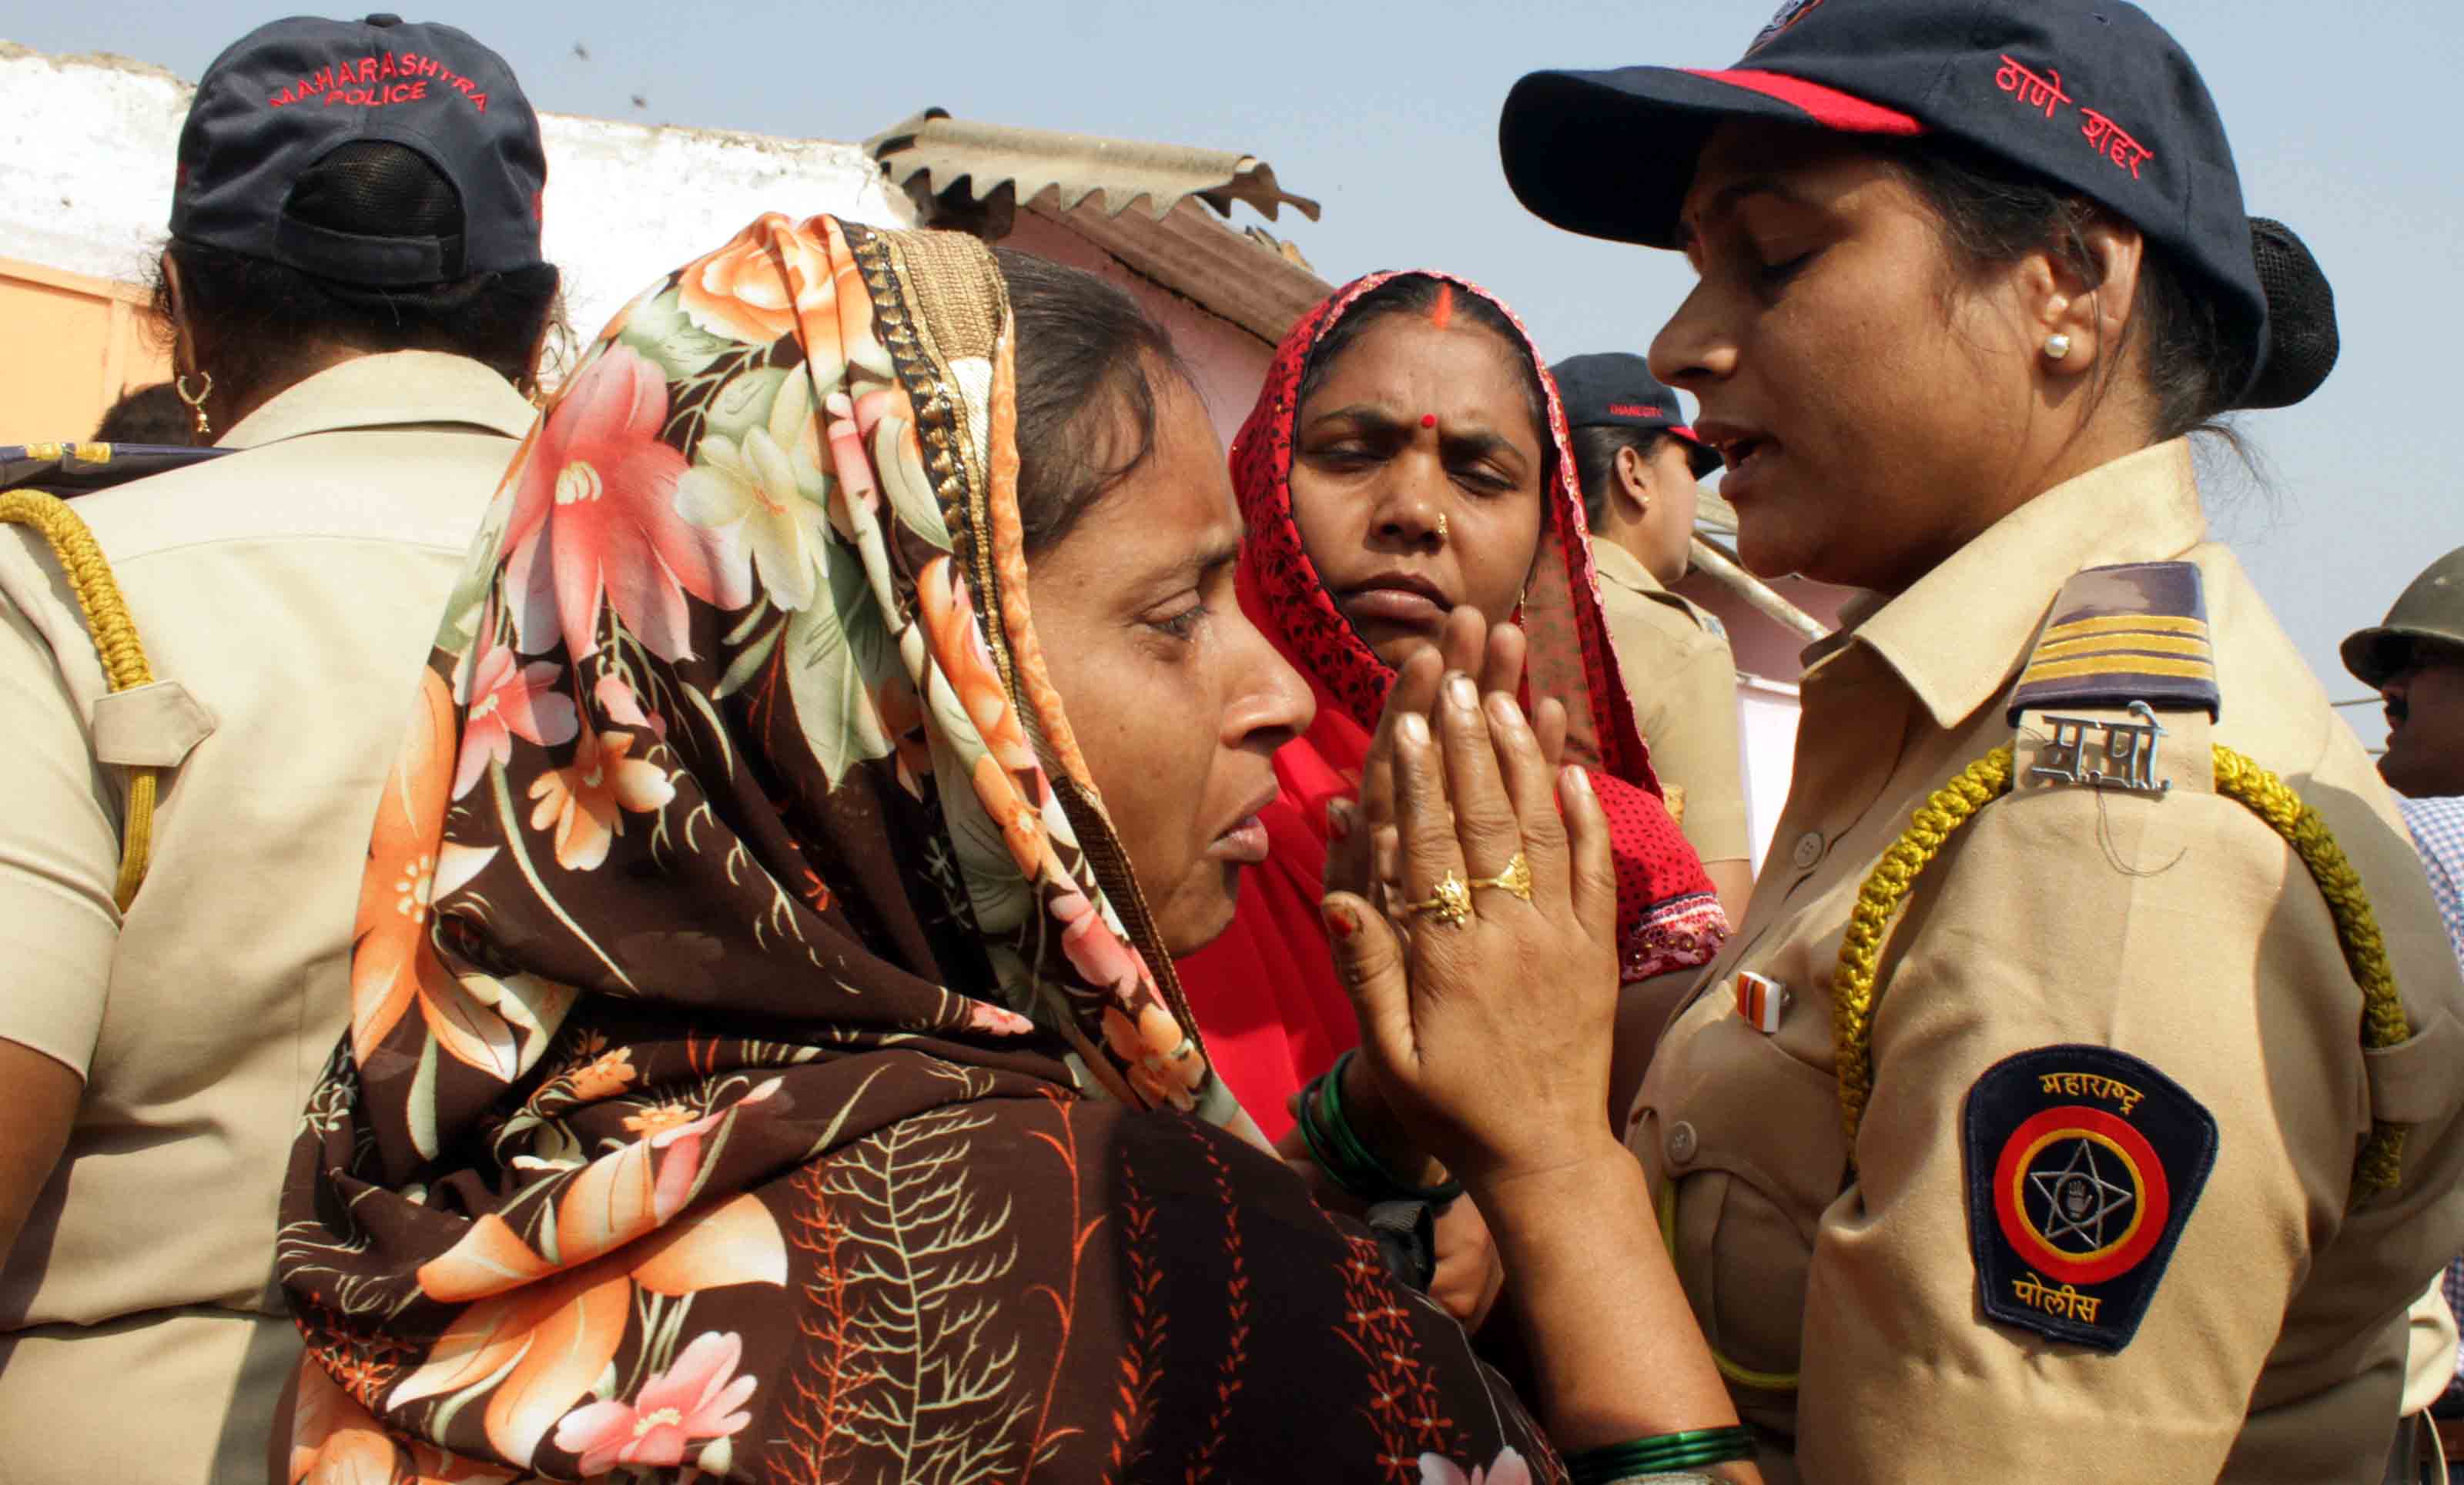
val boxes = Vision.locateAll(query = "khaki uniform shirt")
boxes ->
[0,353,531,1483]
[1629,442,2464,1483]
[1592,538,1752,865]
[2405,1283,2459,1416]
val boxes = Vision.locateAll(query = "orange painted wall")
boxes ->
[0,256,173,443]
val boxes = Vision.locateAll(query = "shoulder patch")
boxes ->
[2007,561,2219,724]
[1961,1045,2218,1353]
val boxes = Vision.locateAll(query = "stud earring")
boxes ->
[2044,333,2073,362]
[176,371,214,436]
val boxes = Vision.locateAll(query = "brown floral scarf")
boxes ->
[278,214,1558,1483]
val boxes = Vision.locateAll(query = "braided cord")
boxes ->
[1831,747,2015,1145]
[2210,745,2411,1196]
[0,490,159,908]
[1830,742,2409,1201]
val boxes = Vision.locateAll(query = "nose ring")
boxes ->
[1435,512,1449,542]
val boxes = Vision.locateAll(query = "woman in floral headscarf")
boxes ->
[1177,271,1729,1135]
[276,219,1558,1482]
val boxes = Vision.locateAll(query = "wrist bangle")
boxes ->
[1297,1050,1464,1206]
[1564,1426,1753,1485]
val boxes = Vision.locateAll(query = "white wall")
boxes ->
[1736,677,1803,876]
[0,42,916,358]
[1001,211,1275,453]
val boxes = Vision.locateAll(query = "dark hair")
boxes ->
[152,142,562,407]
[1294,275,1555,487]
[1567,423,1676,530]
[994,246,1193,554]
[1877,135,2336,442]
[92,382,196,446]
[1874,134,2236,443]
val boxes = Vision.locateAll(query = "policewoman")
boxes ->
[1319,3,2464,1483]
[1499,0,2464,1476]
[0,16,554,1480]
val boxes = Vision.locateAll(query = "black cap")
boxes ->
[1500,0,2277,406]
[171,14,547,286]
[1549,353,1722,478]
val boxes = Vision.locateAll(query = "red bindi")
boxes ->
[1421,413,1438,429]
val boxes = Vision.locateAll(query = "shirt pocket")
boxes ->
[2365,1005,2463,1131]
[1649,993,1852,1392]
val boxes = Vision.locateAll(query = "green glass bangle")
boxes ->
[1294,1073,1386,1204]
[1323,1050,1462,1204]
[1314,1059,1390,1178]
[1565,1426,1753,1485]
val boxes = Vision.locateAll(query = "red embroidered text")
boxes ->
[2079,109,2154,179]
[1989,56,2154,182]
[267,52,487,112]
[1994,55,2072,119]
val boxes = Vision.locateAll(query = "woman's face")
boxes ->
[1288,309,1548,669]
[1650,120,2050,594]
[1031,369,1314,955]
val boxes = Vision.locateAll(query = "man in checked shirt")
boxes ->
[2346,546,2464,1479]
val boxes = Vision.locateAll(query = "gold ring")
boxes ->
[1402,871,1471,927]
[1469,851,1533,903]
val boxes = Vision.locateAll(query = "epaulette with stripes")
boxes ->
[2007,560,2220,723]
[2,441,230,498]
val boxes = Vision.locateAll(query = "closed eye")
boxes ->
[1451,460,1518,495]
[1756,249,1815,288]
[1308,441,1384,470]
[1148,600,1208,640]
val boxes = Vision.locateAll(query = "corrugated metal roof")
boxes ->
[1022,193,1331,346]
[865,108,1320,225]
[862,107,1331,347]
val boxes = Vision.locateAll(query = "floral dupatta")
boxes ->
[1177,270,1729,1134]
[278,217,1556,1483]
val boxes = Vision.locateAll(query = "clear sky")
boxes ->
[8,1,2457,744]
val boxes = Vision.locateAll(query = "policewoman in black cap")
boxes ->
[1319,2,2464,1481]
[1552,351,1753,921]
[0,16,555,1480]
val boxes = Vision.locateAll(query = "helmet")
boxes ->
[2342,546,2464,687]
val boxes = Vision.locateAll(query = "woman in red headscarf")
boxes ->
[1178,271,1728,1136]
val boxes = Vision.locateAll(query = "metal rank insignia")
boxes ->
[2030,700,2171,794]
[1734,971,1789,1034]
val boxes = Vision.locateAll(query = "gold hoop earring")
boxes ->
[176,372,214,437]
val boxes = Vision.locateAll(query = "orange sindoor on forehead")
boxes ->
[1427,283,1455,331]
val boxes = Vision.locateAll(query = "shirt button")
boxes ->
[1791,830,1826,870]
[1666,1120,1699,1165]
